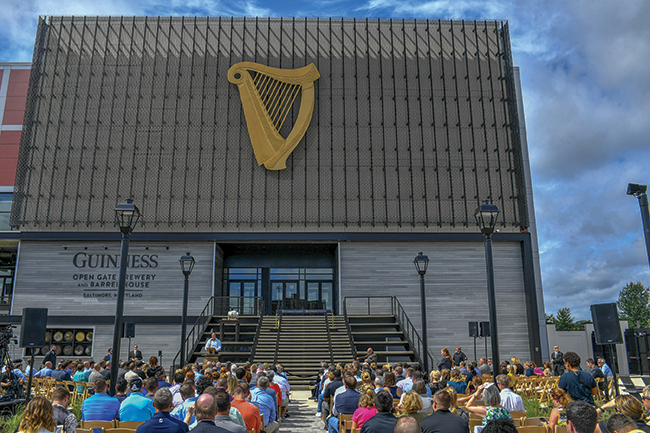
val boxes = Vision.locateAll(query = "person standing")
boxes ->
[43,346,57,367]
[552,346,565,376]
[452,348,468,367]
[137,388,189,433]
[558,352,598,405]
[130,344,143,362]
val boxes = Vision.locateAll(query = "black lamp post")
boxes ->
[475,200,500,382]
[414,252,430,372]
[110,199,140,396]
[179,252,196,367]
[627,183,650,270]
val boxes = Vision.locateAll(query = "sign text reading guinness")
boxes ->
[73,253,159,269]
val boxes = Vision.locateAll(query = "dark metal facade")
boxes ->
[12,16,528,231]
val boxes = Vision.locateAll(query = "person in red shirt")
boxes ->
[266,371,283,419]
[231,384,261,433]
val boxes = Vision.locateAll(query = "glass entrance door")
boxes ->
[306,281,333,310]
[228,281,259,315]
[271,281,299,312]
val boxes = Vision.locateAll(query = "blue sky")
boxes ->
[2,0,649,320]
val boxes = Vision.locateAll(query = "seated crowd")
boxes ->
[312,346,642,433]
[8,343,646,433]
[13,354,291,433]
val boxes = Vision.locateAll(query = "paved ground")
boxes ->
[280,390,326,433]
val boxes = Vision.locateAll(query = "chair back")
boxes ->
[517,426,548,433]
[555,426,568,433]
[117,421,144,429]
[339,413,354,433]
[81,421,116,429]
[104,429,137,433]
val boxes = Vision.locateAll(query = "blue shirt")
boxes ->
[35,367,53,377]
[82,392,121,421]
[558,370,597,405]
[136,411,189,433]
[334,389,360,416]
[601,363,613,378]
[250,387,276,426]
[12,369,25,381]
[120,393,155,421]
[52,369,72,381]
[170,397,197,424]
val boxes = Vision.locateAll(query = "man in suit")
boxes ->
[130,344,143,362]
[420,389,469,433]
[137,388,189,433]
[43,346,57,367]
[189,394,230,433]
[551,346,565,376]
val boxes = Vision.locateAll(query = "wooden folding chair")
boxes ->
[344,420,355,433]
[523,417,546,426]
[116,421,144,429]
[104,429,137,433]
[469,418,482,431]
[555,426,568,433]
[81,421,116,429]
[517,426,547,433]
[338,414,353,433]
[76,429,93,433]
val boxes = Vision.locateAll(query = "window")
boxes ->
[0,193,12,231]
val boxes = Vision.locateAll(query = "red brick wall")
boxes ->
[0,66,30,187]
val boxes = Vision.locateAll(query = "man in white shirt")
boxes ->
[205,333,222,354]
[496,374,525,413]
[396,368,414,394]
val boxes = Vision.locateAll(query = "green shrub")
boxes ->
[0,403,25,433]
[523,397,552,418]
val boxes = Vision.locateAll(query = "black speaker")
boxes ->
[591,303,623,344]
[122,323,135,338]
[19,308,48,348]
[469,322,479,337]
[480,321,490,337]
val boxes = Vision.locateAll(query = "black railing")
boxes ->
[249,315,264,362]
[173,296,215,370]
[214,296,264,316]
[172,296,263,370]
[342,299,357,360]
[342,296,438,370]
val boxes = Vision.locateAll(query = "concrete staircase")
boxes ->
[252,315,353,389]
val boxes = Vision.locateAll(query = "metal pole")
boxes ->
[474,336,477,362]
[419,274,429,372]
[636,193,650,269]
[181,274,189,367]
[110,233,130,396]
[484,234,500,383]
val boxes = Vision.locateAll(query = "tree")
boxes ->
[554,307,581,331]
[545,313,555,324]
[617,281,650,328]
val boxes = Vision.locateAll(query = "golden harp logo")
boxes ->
[228,62,320,170]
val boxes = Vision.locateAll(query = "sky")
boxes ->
[1,0,649,321]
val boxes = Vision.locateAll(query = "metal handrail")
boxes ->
[273,311,283,365]
[173,296,214,370]
[325,312,334,364]
[342,296,438,370]
[342,298,357,360]
[249,315,264,362]
[171,296,264,370]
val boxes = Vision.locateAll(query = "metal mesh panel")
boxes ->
[12,17,528,231]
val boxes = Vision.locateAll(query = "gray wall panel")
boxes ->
[339,241,532,363]
[12,241,214,316]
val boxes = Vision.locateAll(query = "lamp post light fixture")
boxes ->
[475,199,500,382]
[414,252,430,372]
[179,252,196,367]
[110,199,141,396]
[627,183,650,270]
